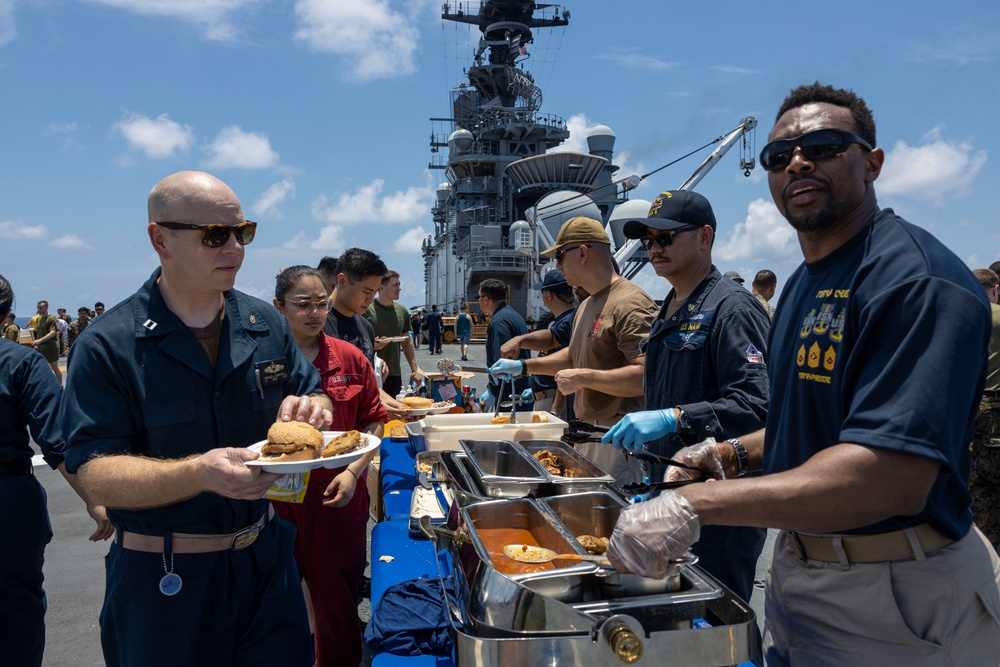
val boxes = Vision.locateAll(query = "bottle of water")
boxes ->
[468,387,481,413]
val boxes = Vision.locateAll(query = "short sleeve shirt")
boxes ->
[365,300,411,378]
[764,210,989,538]
[314,333,388,430]
[568,278,657,422]
[324,308,376,367]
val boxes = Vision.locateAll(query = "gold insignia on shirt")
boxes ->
[812,303,834,335]
[829,308,845,343]
[797,344,806,367]
[800,309,817,338]
[807,342,821,369]
[249,314,257,325]
[824,346,836,371]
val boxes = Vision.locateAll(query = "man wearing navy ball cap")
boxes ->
[602,188,771,604]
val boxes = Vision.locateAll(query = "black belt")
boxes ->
[0,459,33,477]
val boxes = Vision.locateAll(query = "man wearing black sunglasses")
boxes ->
[608,84,1000,665]
[60,170,331,666]
[600,189,770,605]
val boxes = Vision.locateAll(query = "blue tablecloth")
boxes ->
[381,439,420,521]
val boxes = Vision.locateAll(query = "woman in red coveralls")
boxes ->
[273,266,387,667]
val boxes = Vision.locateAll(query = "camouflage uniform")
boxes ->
[67,318,90,350]
[970,396,1000,551]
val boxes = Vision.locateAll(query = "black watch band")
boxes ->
[726,438,748,478]
[519,359,528,378]
[676,407,691,432]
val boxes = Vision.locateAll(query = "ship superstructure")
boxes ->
[422,0,757,324]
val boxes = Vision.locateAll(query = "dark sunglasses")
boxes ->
[156,221,257,248]
[759,128,872,171]
[639,226,700,250]
[554,244,587,263]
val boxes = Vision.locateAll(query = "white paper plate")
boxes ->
[376,336,409,343]
[245,431,381,473]
[402,402,457,416]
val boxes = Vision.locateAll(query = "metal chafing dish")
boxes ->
[518,439,615,484]
[421,492,760,666]
[459,439,550,498]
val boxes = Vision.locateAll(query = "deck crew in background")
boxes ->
[478,278,530,410]
[273,265,387,667]
[455,304,472,361]
[971,267,1000,552]
[490,217,657,486]
[500,269,577,418]
[425,304,443,355]
[28,300,61,384]
[60,170,331,666]
[0,274,111,667]
[602,189,769,604]
[365,269,421,399]
[723,270,745,286]
[750,270,777,319]
[319,249,410,420]
[607,83,1000,665]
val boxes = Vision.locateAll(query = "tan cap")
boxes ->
[541,216,611,257]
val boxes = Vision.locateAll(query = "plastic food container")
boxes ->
[405,412,567,452]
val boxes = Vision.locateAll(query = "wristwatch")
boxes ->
[726,438,748,478]
[519,359,529,378]
[676,407,691,432]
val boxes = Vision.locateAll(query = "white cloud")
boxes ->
[85,0,259,41]
[281,225,346,252]
[311,178,433,225]
[879,127,987,204]
[50,234,92,249]
[593,48,677,71]
[252,179,296,219]
[0,219,47,240]
[393,226,427,253]
[47,122,77,134]
[201,126,279,170]
[709,65,762,75]
[715,198,798,264]
[114,112,195,159]
[294,0,422,81]
[0,0,15,47]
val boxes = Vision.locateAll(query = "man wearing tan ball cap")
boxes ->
[492,216,657,485]
[60,170,332,666]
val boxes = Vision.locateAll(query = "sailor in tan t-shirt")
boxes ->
[494,216,657,485]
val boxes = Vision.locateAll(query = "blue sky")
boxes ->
[1,0,998,318]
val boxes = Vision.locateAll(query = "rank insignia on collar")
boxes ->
[249,314,257,325]
[143,319,158,330]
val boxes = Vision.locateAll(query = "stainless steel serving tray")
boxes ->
[459,439,550,498]
[517,439,614,484]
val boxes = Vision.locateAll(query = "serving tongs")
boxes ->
[618,450,711,495]
[560,419,611,445]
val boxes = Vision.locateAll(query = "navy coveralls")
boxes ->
[62,269,321,667]
[642,267,770,602]
[0,342,64,667]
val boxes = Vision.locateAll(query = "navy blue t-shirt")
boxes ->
[764,209,989,539]
[324,308,376,367]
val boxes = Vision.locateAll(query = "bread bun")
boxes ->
[531,413,549,423]
[267,421,324,448]
[261,421,324,462]
[403,396,433,409]
[491,415,511,424]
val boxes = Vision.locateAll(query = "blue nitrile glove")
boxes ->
[480,389,495,412]
[488,359,523,383]
[520,388,534,403]
[601,409,678,451]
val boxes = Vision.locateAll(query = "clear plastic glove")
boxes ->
[664,438,726,483]
[520,388,534,403]
[607,490,701,578]
[488,359,523,382]
[480,389,495,412]
[601,409,678,450]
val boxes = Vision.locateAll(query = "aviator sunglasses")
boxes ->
[156,221,258,248]
[759,128,872,171]
[639,226,700,250]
